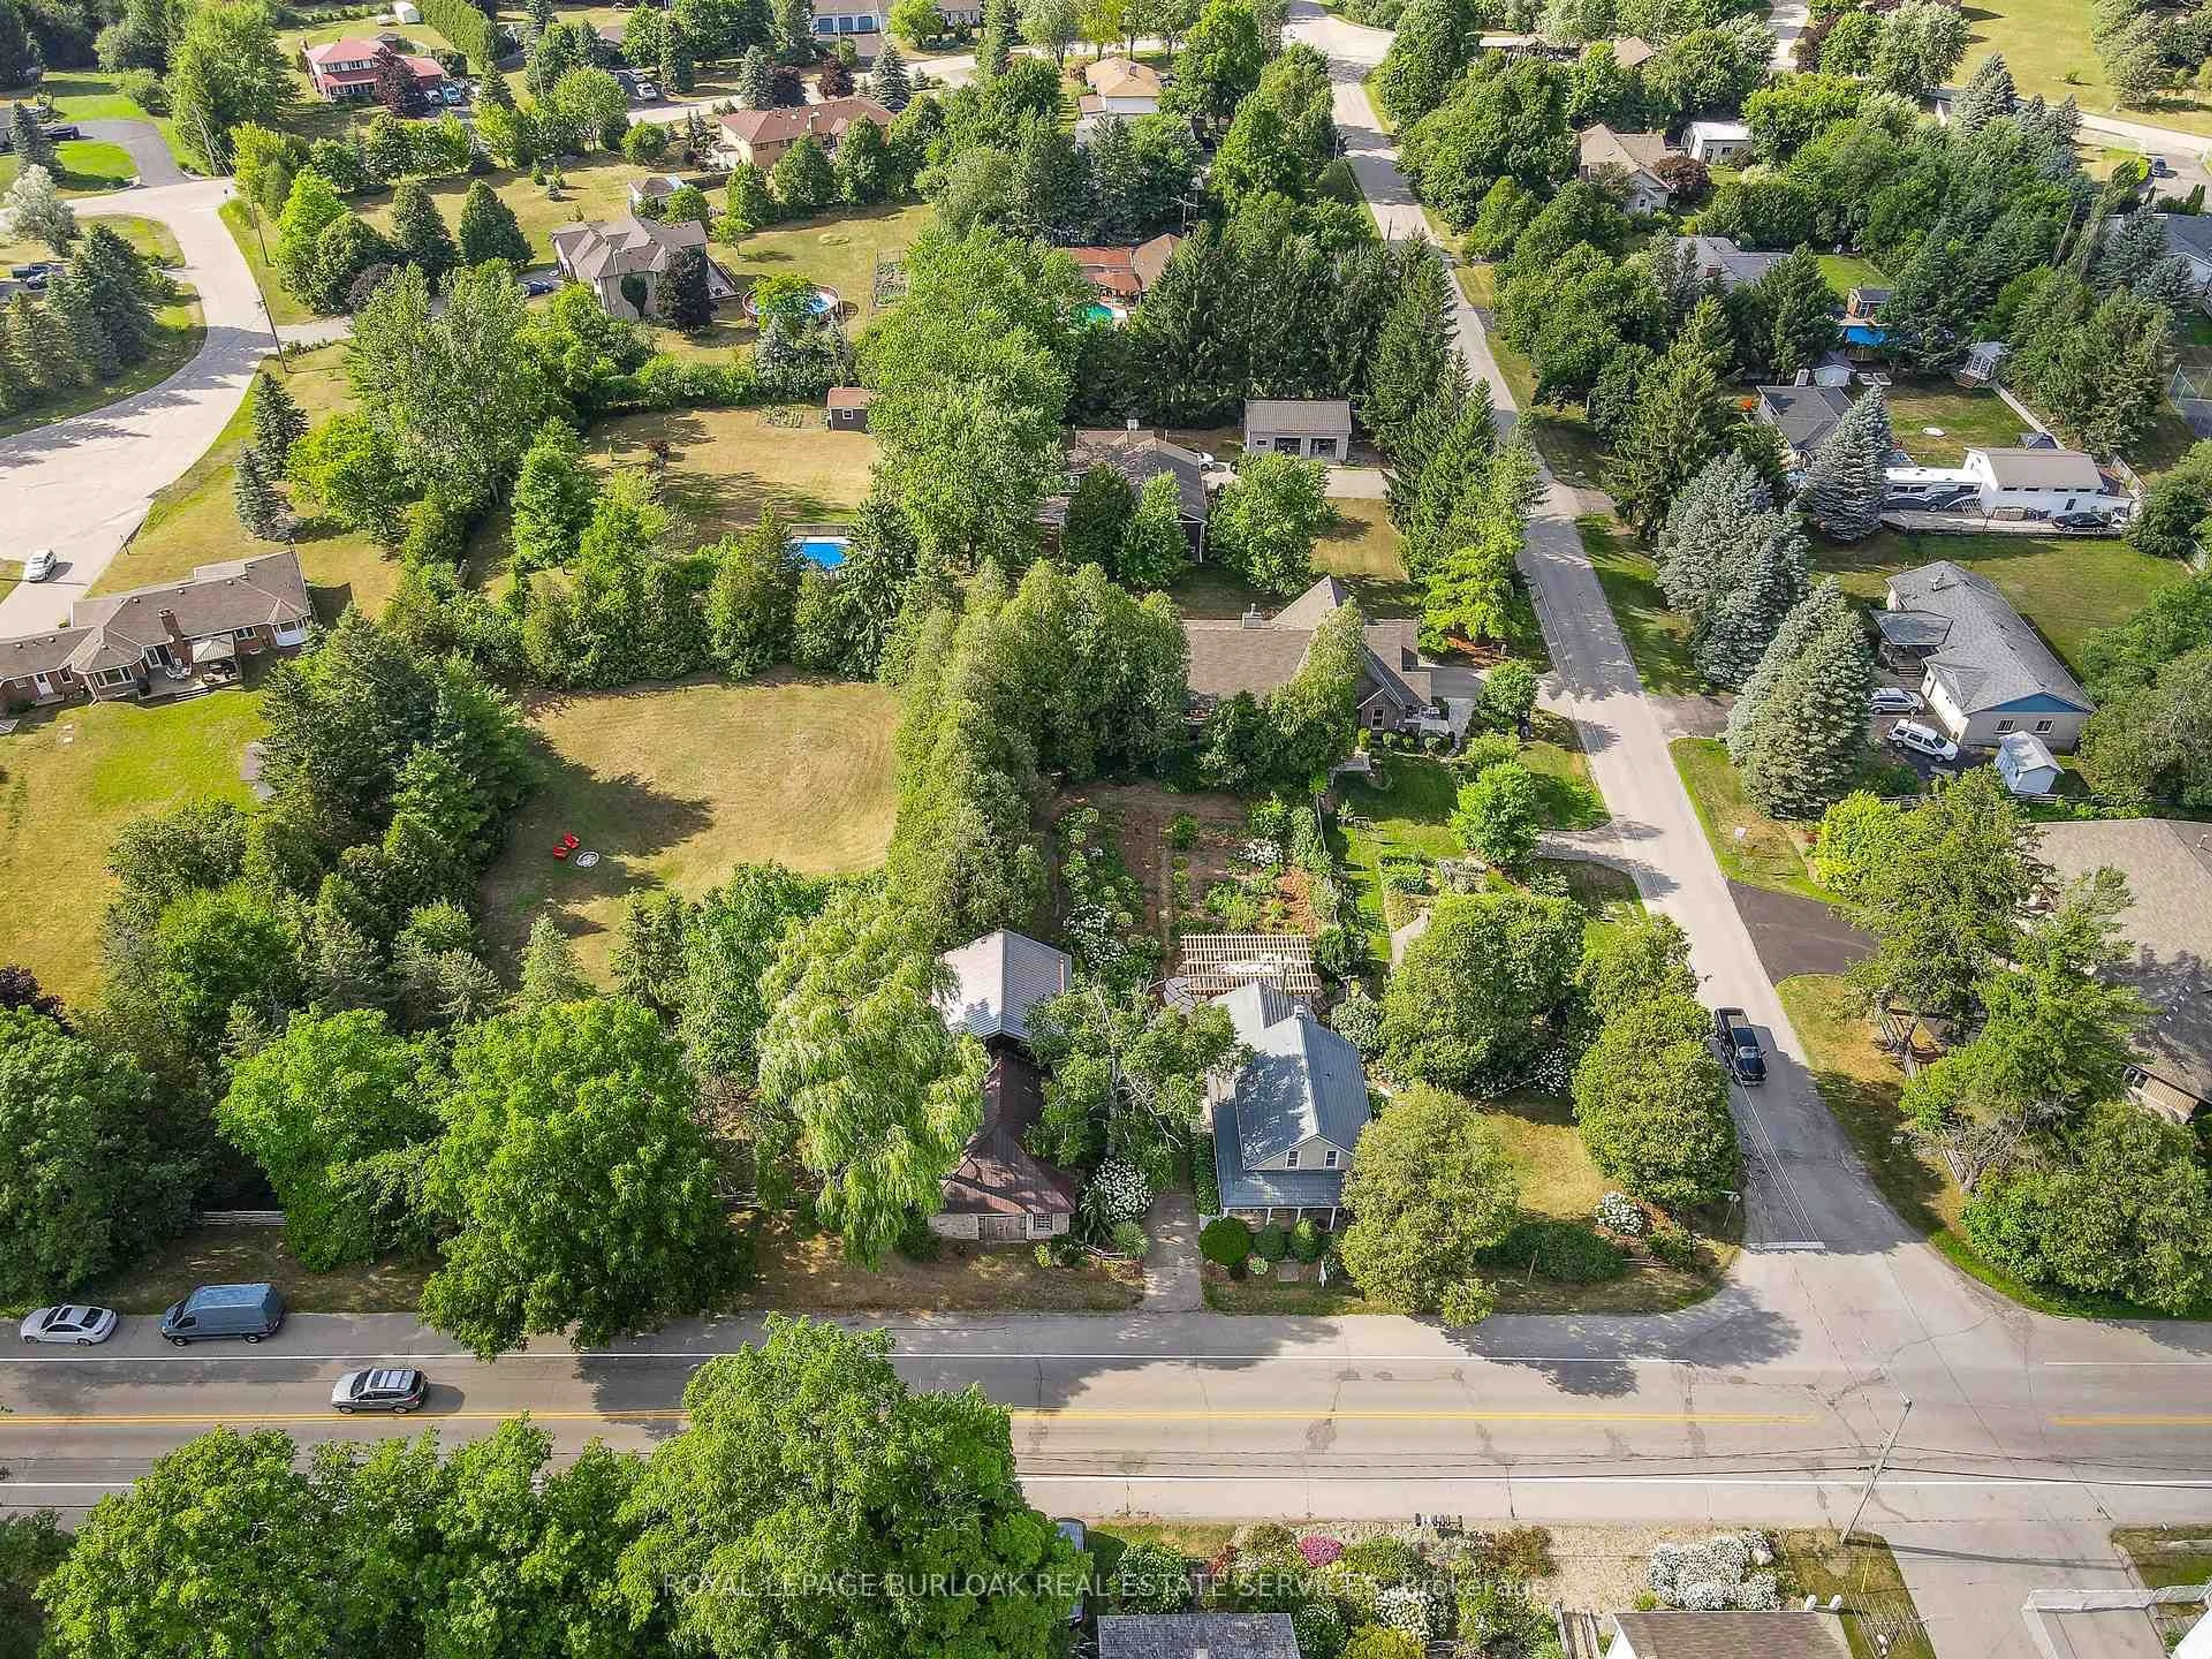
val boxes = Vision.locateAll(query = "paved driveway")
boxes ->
[78,118,185,187]
[0,177,267,635]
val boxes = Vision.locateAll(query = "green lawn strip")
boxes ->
[2111,1528,2212,1590]
[1775,1531,1937,1659]
[0,138,139,195]
[1816,254,1885,299]
[1671,738,1832,902]
[0,293,202,439]
[1523,711,1609,829]
[1580,514,1703,697]
[219,196,314,327]
[1963,0,2212,135]
[1808,529,2190,681]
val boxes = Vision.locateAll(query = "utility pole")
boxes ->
[1842,1395,1912,1547]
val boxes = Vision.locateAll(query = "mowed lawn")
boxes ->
[586,406,880,544]
[1883,382,2031,469]
[0,691,266,1004]
[0,138,139,195]
[480,677,898,976]
[1580,513,1702,695]
[1965,0,2212,136]
[1809,530,2190,678]
[94,343,402,620]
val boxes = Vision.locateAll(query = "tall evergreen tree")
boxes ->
[737,44,775,108]
[1728,579,1874,819]
[456,179,531,268]
[1952,50,2016,135]
[233,445,287,540]
[1656,452,1768,618]
[1383,350,1470,529]
[1608,333,1731,535]
[1797,386,1891,543]
[1759,248,1841,378]
[69,224,155,366]
[0,301,25,413]
[9,102,52,172]
[659,17,694,93]
[0,0,40,89]
[1362,241,1454,460]
[42,269,112,384]
[1125,222,1241,423]
[661,244,715,331]
[389,178,457,284]
[873,40,912,110]
[1695,510,1810,688]
[1406,380,1499,555]
[251,373,307,472]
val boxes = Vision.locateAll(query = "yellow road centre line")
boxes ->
[0,1407,1817,1427]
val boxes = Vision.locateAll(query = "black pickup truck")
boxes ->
[1714,1007,1766,1085]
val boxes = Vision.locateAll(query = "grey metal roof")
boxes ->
[935,930,1073,1046]
[1884,563,2093,716]
[1611,1612,1853,1659]
[1212,1098,1349,1209]
[2036,818,2212,1109]
[2157,211,2212,263]
[1215,980,1371,1164]
[1244,398,1352,438]
[1100,1613,1301,1659]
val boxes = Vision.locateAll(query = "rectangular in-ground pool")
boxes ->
[792,536,849,569]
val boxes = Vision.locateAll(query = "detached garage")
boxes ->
[1243,399,1353,461]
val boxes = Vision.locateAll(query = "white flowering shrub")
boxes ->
[1523,1045,1573,1096]
[1374,1584,1440,1639]
[1088,1159,1152,1226]
[1676,1581,1736,1611]
[1240,837,1285,869]
[1650,1533,1774,1609]
[1737,1573,1781,1611]
[1596,1192,1648,1236]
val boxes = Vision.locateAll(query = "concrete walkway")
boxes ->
[1141,1189,1205,1310]
[0,176,267,635]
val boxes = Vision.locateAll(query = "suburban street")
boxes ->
[0,172,272,635]
[0,25,2207,1659]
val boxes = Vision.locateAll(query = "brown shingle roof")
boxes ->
[716,96,892,150]
[826,385,874,408]
[1578,123,1673,180]
[61,553,310,676]
[1610,1612,1852,1659]
[1085,56,1164,98]
[0,628,94,681]
[1060,430,1210,521]
[939,1050,1079,1216]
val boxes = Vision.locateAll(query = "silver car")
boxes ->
[331,1366,428,1414]
[1888,719,1960,762]
[20,1305,118,1345]
[1869,686,1923,715]
[22,548,56,582]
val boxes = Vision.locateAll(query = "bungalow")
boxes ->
[0,551,312,710]
[2154,213,2212,311]
[710,96,893,170]
[1183,574,1483,738]
[2036,817,2212,1123]
[1066,233,1181,306]
[1605,1611,1853,1659]
[809,1,885,52]
[1243,398,1353,460]
[1680,234,1787,290]
[302,36,445,102]
[1882,445,2131,522]
[1084,55,1164,114]
[548,215,736,322]
[825,385,874,431]
[1209,981,1372,1228]
[1044,428,1214,553]
[1876,562,2095,752]
[929,930,1080,1241]
[1753,382,1856,464]
[1101,1614,1301,1659]
[1684,118,1752,165]
[1577,123,1675,213]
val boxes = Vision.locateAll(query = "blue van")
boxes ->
[160,1283,286,1346]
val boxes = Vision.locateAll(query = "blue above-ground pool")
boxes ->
[792,535,849,569]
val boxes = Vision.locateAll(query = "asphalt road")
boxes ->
[0,174,272,635]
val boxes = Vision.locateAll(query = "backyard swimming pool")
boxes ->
[792,536,849,569]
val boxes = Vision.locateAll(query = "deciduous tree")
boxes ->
[1339,1084,1520,1320]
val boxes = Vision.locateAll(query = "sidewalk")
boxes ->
[1142,1190,1204,1311]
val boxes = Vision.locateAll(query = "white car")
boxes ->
[22,548,56,582]
[1870,686,1923,715]
[20,1305,118,1345]
[1888,720,1959,762]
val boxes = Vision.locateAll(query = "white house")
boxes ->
[1883,446,2131,521]
[1685,118,1753,164]
[1876,562,2096,752]
[1577,123,1675,214]
[1994,730,2062,797]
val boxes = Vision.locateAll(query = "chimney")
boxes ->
[158,608,187,643]
[1240,607,1265,628]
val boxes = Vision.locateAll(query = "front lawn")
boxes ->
[1671,738,1831,901]
[1816,254,1885,298]
[1581,513,1702,696]
[741,1214,1143,1313]
[0,138,138,195]
[88,1223,433,1315]
[359,155,639,264]
[1809,530,2190,679]
[1965,0,2212,135]
[478,676,899,978]
[1315,497,1419,615]
[219,197,315,327]
[0,690,267,1005]
[1774,1531,1936,1659]
[1882,382,2032,469]
[0,286,201,440]
[96,343,397,618]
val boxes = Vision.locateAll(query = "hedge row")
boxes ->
[421,0,498,69]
